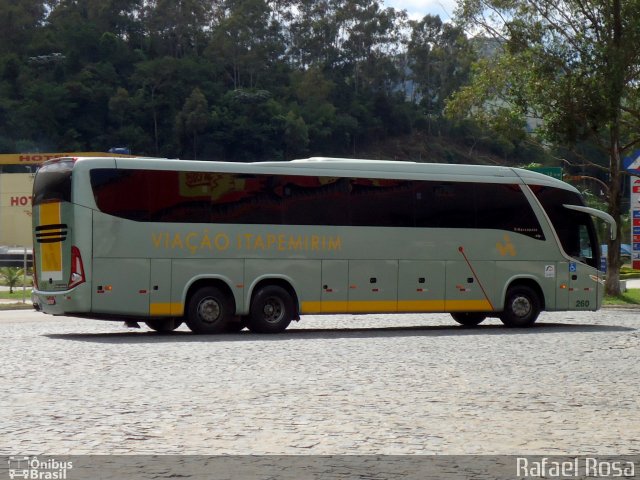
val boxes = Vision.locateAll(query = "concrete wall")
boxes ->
[0,173,34,247]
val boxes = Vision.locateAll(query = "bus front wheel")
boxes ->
[248,285,294,334]
[500,285,541,328]
[186,286,234,334]
[451,312,486,327]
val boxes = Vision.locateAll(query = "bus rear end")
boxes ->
[32,159,91,315]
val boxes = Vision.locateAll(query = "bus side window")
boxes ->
[415,182,474,228]
[349,178,412,227]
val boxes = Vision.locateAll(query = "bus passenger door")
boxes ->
[92,258,150,316]
[150,259,173,316]
[321,260,348,313]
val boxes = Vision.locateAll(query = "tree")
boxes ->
[335,0,403,94]
[132,57,182,155]
[290,68,337,152]
[208,0,286,89]
[0,267,24,294]
[450,0,640,295]
[210,89,287,161]
[288,0,340,69]
[0,0,46,55]
[407,15,474,130]
[143,0,211,57]
[283,110,309,158]
[176,87,210,159]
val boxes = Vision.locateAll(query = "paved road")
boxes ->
[1,309,638,455]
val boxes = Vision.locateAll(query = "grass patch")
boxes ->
[0,289,32,300]
[604,288,640,306]
[620,266,640,280]
[0,288,34,310]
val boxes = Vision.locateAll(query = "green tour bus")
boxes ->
[31,156,615,333]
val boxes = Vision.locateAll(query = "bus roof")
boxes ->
[64,156,576,191]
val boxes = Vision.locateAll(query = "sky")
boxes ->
[382,0,457,21]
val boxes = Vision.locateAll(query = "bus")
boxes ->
[31,156,615,333]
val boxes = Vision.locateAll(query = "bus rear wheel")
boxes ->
[145,318,183,333]
[186,286,234,334]
[247,285,294,334]
[451,312,486,327]
[500,285,541,328]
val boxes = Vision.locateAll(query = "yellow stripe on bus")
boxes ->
[39,202,63,280]
[150,303,184,316]
[156,299,494,318]
[301,299,493,314]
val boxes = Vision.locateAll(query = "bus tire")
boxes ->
[186,286,234,334]
[145,318,183,333]
[451,312,486,327]
[500,285,541,328]
[248,285,293,334]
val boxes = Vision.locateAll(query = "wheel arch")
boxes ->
[501,276,546,312]
[183,276,238,316]
[246,275,300,320]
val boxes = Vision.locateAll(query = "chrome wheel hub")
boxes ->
[512,296,531,318]
[198,298,221,324]
[263,298,283,323]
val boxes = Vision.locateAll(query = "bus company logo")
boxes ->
[8,456,73,479]
[151,230,343,254]
[496,234,516,257]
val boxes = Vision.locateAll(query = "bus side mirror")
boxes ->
[563,204,616,241]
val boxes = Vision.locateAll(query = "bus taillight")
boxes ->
[68,246,86,289]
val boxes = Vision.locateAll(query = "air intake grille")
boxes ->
[35,224,68,243]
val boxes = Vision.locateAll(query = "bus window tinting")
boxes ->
[350,178,413,227]
[475,183,544,238]
[89,169,545,239]
[33,161,74,206]
[282,176,348,226]
[426,182,475,228]
[532,186,598,267]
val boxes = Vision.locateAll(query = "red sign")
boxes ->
[10,196,32,206]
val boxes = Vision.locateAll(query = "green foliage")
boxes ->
[0,267,25,294]
[0,0,552,167]
[603,289,640,306]
[176,87,210,159]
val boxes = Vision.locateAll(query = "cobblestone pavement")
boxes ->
[1,309,639,455]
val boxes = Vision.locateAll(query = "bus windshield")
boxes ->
[532,186,599,268]
[33,160,74,206]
